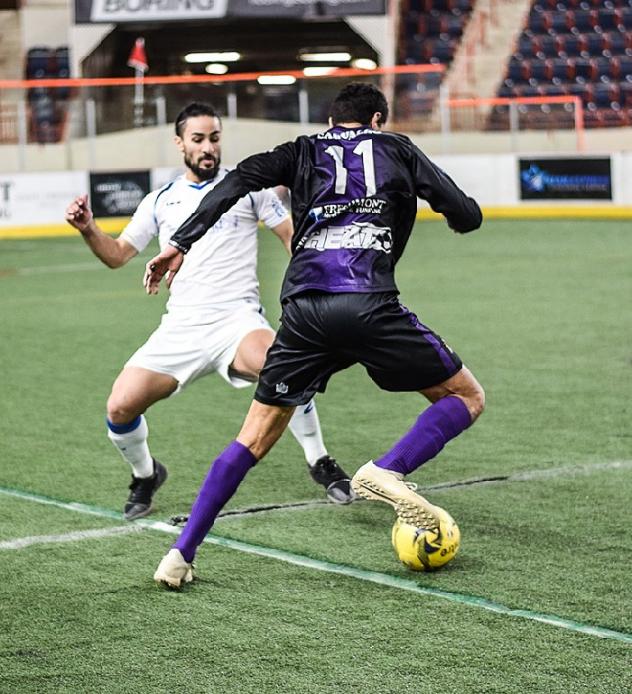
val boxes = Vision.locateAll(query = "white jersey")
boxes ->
[120,169,289,320]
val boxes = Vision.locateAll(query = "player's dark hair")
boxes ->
[174,102,221,137]
[329,82,389,126]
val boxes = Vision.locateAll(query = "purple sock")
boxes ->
[174,441,257,562]
[375,396,472,476]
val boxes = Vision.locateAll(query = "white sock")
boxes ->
[288,400,327,466]
[106,415,154,478]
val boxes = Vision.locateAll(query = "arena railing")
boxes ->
[0,63,585,159]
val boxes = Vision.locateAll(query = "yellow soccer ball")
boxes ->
[391,506,461,572]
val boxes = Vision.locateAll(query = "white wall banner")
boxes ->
[75,0,228,24]
[0,172,88,228]
[74,0,383,23]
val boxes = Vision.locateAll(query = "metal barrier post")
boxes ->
[85,98,96,169]
[156,95,168,165]
[16,99,27,171]
[439,83,451,153]
[227,89,237,119]
[298,85,309,124]
[155,95,167,126]
[509,101,518,152]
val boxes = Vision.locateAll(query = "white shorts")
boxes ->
[125,302,275,393]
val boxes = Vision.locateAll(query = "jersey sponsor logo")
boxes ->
[299,223,393,253]
[309,197,386,221]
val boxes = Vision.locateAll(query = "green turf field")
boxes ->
[1,220,630,693]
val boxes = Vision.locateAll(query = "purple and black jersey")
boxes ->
[169,126,482,301]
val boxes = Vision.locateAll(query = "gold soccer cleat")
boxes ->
[153,549,194,589]
[351,461,440,532]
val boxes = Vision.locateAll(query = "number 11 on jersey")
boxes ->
[325,139,376,197]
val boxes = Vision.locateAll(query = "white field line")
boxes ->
[509,459,632,481]
[0,524,141,550]
[1,461,631,645]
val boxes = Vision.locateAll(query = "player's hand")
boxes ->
[65,195,93,232]
[143,245,184,294]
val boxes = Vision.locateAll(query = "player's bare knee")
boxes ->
[455,380,485,424]
[463,382,485,422]
[106,393,138,425]
[452,368,485,422]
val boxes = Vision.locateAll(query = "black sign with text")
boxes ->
[228,0,386,17]
[89,171,150,217]
[519,158,612,200]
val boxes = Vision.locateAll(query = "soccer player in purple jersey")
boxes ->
[65,102,354,520]
[145,83,485,588]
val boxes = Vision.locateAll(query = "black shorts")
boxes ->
[255,291,463,407]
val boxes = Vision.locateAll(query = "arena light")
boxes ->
[351,58,377,71]
[205,63,229,75]
[184,52,241,63]
[303,67,337,77]
[257,75,297,85]
[299,52,352,62]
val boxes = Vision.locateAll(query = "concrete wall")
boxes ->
[20,0,71,48]
[1,147,631,239]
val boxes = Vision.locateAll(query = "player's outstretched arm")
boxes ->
[143,245,184,295]
[271,218,293,255]
[65,194,138,268]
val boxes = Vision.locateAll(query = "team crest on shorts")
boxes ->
[275,382,289,394]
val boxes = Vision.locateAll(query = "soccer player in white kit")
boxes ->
[65,102,354,520]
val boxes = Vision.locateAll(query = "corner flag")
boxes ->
[127,38,148,73]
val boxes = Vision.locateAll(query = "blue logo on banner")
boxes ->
[521,164,610,194]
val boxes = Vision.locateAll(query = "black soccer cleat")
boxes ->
[124,459,168,521]
[309,456,356,505]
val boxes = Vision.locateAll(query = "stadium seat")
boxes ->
[528,9,552,32]
[621,80,632,105]
[560,33,589,56]
[551,57,574,80]
[592,81,620,106]
[508,59,530,82]
[585,32,607,55]
[573,57,596,79]
[551,10,574,32]
[430,38,456,62]
[24,44,70,143]
[604,31,630,55]
[517,33,540,58]
[25,47,54,79]
[530,58,553,81]
[621,8,632,28]
[538,34,563,57]
[596,9,621,30]
[619,55,632,78]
